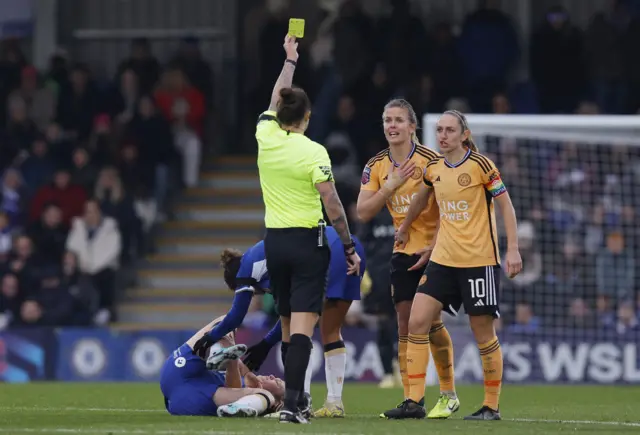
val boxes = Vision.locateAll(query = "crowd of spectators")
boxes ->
[244,0,640,164]
[0,37,214,329]
[490,139,640,336]
[241,0,640,336]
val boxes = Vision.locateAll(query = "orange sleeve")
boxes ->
[360,161,380,192]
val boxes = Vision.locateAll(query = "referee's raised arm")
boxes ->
[255,34,360,424]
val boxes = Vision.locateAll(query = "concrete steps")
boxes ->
[118,155,263,328]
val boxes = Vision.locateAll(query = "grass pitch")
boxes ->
[1,383,639,434]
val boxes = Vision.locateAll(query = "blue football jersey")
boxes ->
[235,241,270,294]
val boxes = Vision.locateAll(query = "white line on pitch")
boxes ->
[0,429,349,435]
[2,407,640,430]
[508,418,640,428]
[0,406,163,413]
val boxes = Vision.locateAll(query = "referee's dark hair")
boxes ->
[220,248,242,289]
[276,87,311,127]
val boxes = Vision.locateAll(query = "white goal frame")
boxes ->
[423,114,640,151]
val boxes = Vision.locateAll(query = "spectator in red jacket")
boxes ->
[154,66,205,136]
[29,168,87,227]
[154,66,204,187]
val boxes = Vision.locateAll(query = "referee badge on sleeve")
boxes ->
[361,166,371,185]
[319,165,334,181]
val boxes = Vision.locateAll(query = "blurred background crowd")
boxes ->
[0,0,639,338]
[0,36,214,328]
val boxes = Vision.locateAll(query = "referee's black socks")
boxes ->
[283,333,312,413]
[280,341,289,366]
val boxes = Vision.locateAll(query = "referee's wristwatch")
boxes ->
[343,239,356,255]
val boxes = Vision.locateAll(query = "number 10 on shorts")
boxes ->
[468,278,486,298]
[468,273,496,306]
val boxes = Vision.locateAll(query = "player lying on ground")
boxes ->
[191,225,366,418]
[159,314,285,417]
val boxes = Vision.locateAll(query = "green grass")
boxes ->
[1,383,639,434]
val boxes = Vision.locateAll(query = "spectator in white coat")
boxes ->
[66,199,121,325]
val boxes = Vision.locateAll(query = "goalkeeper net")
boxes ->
[422,113,640,343]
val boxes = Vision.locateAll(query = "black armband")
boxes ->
[285,59,297,67]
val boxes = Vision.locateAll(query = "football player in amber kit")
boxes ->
[385,110,522,421]
[358,99,459,419]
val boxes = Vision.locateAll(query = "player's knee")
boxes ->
[320,327,341,345]
[468,315,496,343]
[408,315,431,335]
[289,312,318,337]
[319,312,342,344]
[432,312,443,323]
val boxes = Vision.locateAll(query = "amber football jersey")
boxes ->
[361,144,440,255]
[423,150,507,268]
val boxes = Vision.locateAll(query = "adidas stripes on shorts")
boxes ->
[417,261,501,318]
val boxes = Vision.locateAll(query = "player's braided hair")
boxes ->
[220,248,242,290]
[383,98,423,146]
[443,109,478,152]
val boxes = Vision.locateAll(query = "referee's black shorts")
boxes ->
[264,227,331,317]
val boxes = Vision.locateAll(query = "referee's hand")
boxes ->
[346,250,361,276]
[283,34,299,61]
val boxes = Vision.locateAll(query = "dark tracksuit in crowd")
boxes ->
[357,207,397,377]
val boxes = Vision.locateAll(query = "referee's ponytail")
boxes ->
[444,109,478,152]
[277,87,311,127]
[221,248,242,290]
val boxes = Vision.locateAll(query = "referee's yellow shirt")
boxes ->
[256,110,334,229]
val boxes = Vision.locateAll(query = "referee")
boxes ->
[256,34,361,425]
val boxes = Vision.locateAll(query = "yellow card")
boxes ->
[288,18,305,38]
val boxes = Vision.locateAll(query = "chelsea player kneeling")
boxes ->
[160,314,285,417]
[192,226,366,419]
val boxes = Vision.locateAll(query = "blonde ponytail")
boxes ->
[411,131,422,146]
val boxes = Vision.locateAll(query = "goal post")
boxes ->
[420,113,640,384]
[423,114,640,150]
